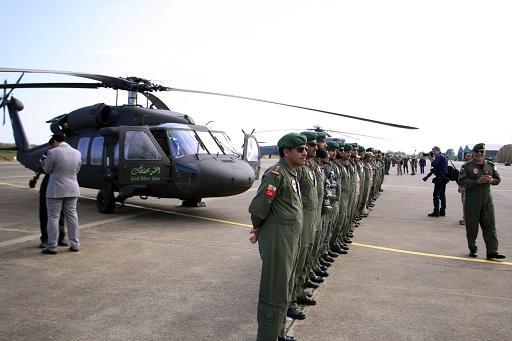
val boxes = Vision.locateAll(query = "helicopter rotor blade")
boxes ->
[0,68,418,130]
[140,92,170,110]
[0,67,132,89]
[328,129,390,141]
[0,67,167,92]
[168,87,419,130]
[0,82,104,90]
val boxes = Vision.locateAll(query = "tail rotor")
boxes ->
[0,72,25,125]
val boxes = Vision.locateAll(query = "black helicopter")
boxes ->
[0,67,418,214]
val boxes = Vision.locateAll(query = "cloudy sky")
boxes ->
[1,0,511,154]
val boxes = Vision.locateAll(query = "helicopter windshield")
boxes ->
[211,131,239,155]
[168,129,208,158]
[195,131,224,155]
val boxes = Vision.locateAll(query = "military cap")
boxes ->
[343,143,353,151]
[358,145,365,153]
[366,147,374,153]
[300,131,318,142]
[277,133,307,149]
[337,144,345,151]
[472,143,485,152]
[351,142,358,147]
[316,131,327,141]
[326,141,339,151]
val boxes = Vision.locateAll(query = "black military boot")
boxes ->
[427,210,439,217]
[278,336,297,341]
[487,252,506,260]
[287,307,306,320]
[319,258,332,267]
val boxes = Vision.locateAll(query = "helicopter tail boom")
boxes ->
[7,97,30,152]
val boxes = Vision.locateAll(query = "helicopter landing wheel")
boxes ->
[181,198,205,207]
[97,188,115,214]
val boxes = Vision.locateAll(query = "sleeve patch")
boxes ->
[264,184,277,199]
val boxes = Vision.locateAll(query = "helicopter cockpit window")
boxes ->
[211,132,239,155]
[90,136,104,166]
[196,131,224,155]
[168,129,207,158]
[124,131,163,160]
[113,142,119,166]
[77,137,90,164]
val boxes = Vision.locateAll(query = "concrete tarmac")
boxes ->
[0,160,511,341]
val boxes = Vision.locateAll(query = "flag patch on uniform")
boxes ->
[264,184,277,199]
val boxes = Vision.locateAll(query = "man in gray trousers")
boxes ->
[41,134,82,254]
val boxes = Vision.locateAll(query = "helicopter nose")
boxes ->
[198,157,255,196]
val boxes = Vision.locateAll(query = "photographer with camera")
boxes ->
[424,146,448,217]
[38,137,67,249]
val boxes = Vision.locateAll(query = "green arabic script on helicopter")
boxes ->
[130,165,161,181]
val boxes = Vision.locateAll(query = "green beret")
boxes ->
[365,147,374,153]
[472,143,485,152]
[300,131,317,142]
[326,141,339,151]
[343,143,353,151]
[358,146,365,153]
[316,132,327,141]
[351,142,358,147]
[278,133,307,149]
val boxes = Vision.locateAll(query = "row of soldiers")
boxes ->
[393,155,419,175]
[249,131,386,341]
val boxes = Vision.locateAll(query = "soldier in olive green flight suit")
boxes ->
[330,145,350,254]
[458,143,506,260]
[288,131,319,314]
[308,133,331,284]
[339,144,355,244]
[249,132,307,341]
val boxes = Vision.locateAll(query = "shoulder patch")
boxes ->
[264,184,277,199]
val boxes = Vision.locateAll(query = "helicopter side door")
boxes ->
[118,127,171,185]
[242,134,261,180]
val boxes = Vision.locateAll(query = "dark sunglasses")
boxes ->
[307,142,318,147]
[295,147,306,153]
[475,150,485,154]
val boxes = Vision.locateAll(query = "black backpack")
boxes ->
[447,161,459,182]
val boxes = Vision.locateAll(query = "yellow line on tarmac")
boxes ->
[0,181,28,189]
[79,196,254,229]
[352,242,512,266]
